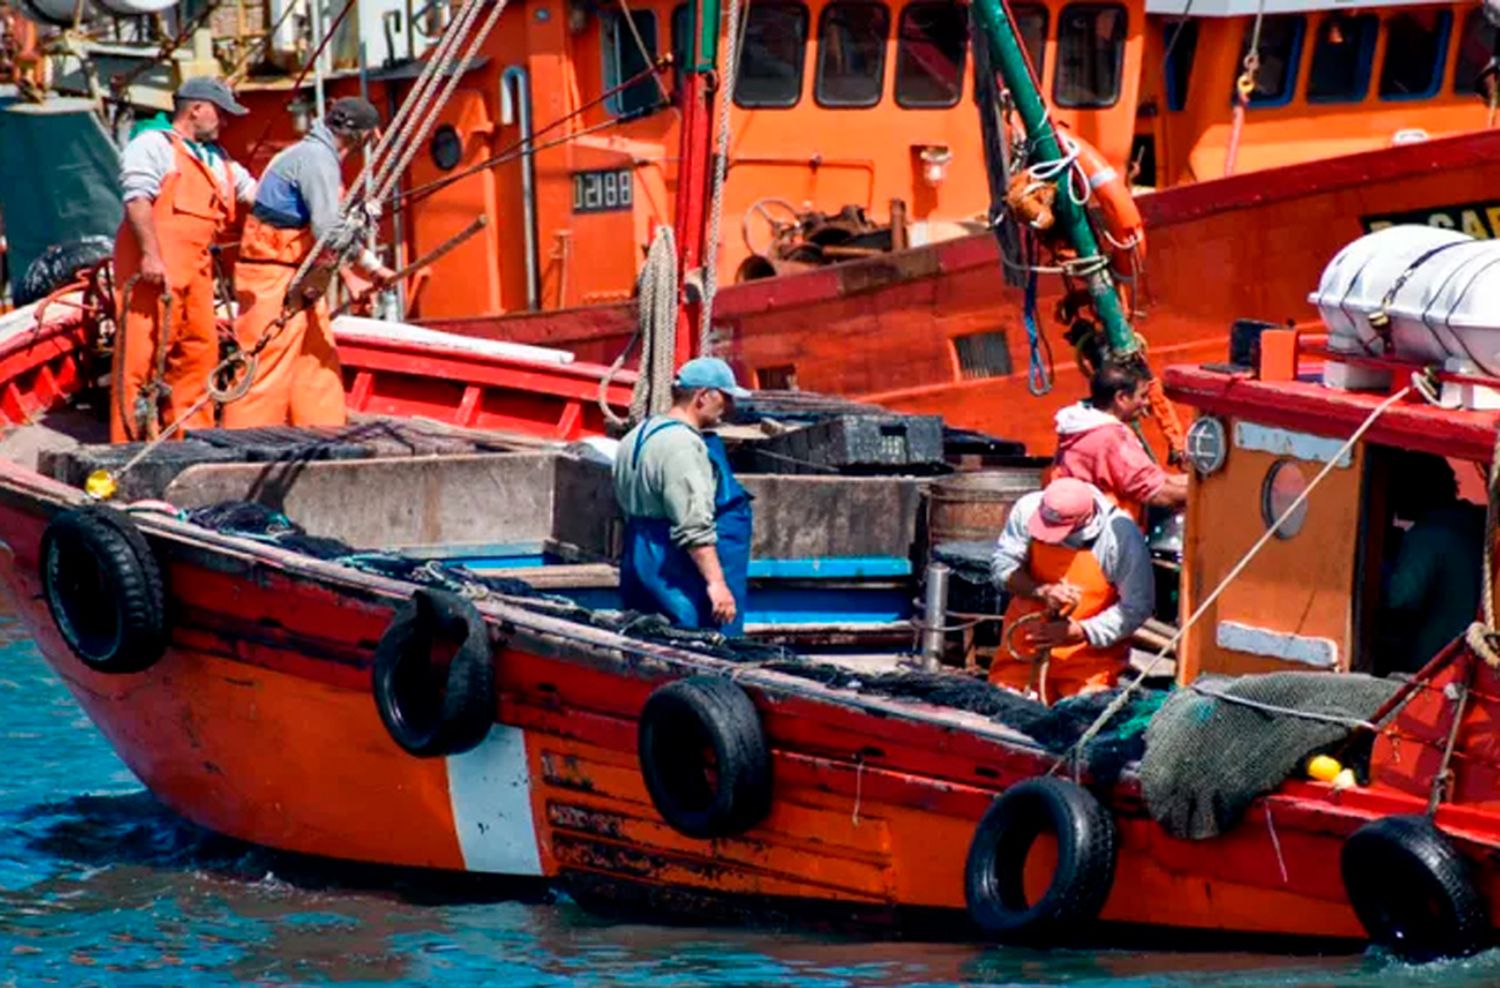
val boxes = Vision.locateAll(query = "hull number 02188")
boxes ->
[573,168,633,214]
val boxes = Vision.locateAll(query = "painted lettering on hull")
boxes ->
[1362,201,1500,239]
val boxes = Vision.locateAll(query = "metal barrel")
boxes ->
[926,466,1047,547]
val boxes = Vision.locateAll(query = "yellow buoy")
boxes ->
[84,470,118,501]
[1307,754,1342,783]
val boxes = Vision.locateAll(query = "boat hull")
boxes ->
[0,468,1441,942]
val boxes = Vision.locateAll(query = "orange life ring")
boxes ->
[1070,137,1146,278]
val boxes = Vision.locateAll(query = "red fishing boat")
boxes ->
[8,0,1500,963]
[8,219,1500,959]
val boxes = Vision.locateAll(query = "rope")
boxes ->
[1022,259,1053,396]
[1187,682,1380,731]
[283,0,506,303]
[371,0,508,204]
[1466,412,1500,666]
[599,226,679,431]
[1052,385,1413,773]
[699,0,749,352]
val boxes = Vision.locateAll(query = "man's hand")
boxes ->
[1035,582,1082,612]
[139,251,167,286]
[707,578,737,625]
[371,265,398,288]
[1031,618,1087,648]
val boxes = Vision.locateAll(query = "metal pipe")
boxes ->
[310,0,327,119]
[501,64,540,311]
[920,562,951,670]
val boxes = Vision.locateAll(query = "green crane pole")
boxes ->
[970,0,1139,360]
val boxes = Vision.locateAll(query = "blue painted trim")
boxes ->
[747,557,913,579]
[550,586,913,626]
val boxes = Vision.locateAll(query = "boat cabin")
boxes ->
[1136,0,1493,186]
[1166,323,1495,685]
[396,0,1145,319]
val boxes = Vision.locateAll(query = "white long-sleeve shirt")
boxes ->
[991,487,1155,648]
[119,129,257,205]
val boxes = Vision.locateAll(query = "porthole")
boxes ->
[1261,458,1309,539]
[431,125,462,171]
[1185,415,1227,475]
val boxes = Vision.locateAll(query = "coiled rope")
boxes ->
[599,226,679,429]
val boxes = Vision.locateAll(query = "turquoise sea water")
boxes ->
[7,618,1500,987]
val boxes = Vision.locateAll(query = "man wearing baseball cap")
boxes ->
[989,476,1154,701]
[111,76,257,441]
[613,357,754,635]
[224,96,394,429]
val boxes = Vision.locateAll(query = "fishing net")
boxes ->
[183,502,798,664]
[1139,671,1401,840]
[184,501,1173,764]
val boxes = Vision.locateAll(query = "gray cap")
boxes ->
[175,76,248,116]
[326,96,381,134]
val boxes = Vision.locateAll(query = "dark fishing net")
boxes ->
[184,500,1163,769]
[1139,671,1401,839]
[184,502,797,662]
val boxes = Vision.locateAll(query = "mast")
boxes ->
[970,0,1138,360]
[670,0,723,365]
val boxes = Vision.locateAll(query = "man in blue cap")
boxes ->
[613,357,754,635]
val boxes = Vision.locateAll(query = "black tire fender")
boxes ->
[372,588,496,758]
[17,236,113,306]
[1341,814,1489,960]
[964,777,1118,939]
[39,505,166,674]
[638,675,772,839]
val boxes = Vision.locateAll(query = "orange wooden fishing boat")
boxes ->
[7,221,1500,958]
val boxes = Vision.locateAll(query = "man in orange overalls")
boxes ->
[989,477,1154,702]
[113,77,257,442]
[224,97,393,429]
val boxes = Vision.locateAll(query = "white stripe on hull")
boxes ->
[445,725,544,875]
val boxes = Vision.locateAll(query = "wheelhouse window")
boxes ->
[1306,13,1378,103]
[672,3,693,91]
[1379,11,1451,100]
[1163,19,1198,111]
[1015,4,1048,78]
[1454,8,1497,95]
[895,2,968,108]
[603,10,662,117]
[816,2,890,107]
[1054,4,1127,108]
[1239,15,1304,106]
[735,2,810,108]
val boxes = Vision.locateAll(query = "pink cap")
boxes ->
[1028,477,1096,544]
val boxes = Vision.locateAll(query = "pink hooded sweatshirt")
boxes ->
[1051,402,1167,518]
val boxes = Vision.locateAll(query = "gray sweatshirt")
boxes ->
[612,416,718,548]
[991,487,1155,648]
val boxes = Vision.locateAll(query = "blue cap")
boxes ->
[675,357,750,399]
[175,77,248,116]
